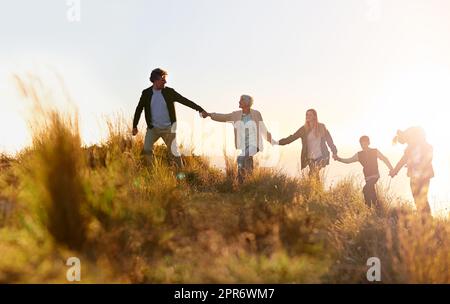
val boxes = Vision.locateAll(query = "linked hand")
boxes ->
[332,153,338,161]
[271,139,279,145]
[389,169,396,178]
[132,128,138,136]
[201,111,210,118]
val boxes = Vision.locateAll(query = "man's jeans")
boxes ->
[143,127,183,168]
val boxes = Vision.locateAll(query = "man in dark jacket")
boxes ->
[132,68,207,169]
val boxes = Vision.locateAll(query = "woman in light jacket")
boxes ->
[275,109,337,177]
[203,95,272,184]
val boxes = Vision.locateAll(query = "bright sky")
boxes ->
[1,0,449,215]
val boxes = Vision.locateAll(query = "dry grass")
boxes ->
[0,75,448,283]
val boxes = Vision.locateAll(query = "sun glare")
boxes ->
[375,65,450,213]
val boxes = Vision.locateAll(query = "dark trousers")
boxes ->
[363,178,379,208]
[237,156,254,184]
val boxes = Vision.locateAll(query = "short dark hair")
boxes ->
[150,68,168,83]
[359,135,370,143]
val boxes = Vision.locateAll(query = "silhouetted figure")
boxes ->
[202,95,273,184]
[275,109,337,179]
[132,68,207,176]
[390,127,434,216]
[336,136,393,208]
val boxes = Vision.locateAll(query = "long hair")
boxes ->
[393,126,426,146]
[304,109,321,137]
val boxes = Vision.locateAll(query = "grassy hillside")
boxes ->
[0,79,448,283]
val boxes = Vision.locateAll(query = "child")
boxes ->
[336,135,393,208]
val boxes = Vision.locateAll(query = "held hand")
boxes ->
[132,128,138,136]
[332,153,338,161]
[271,139,279,145]
[201,111,210,118]
[389,169,396,178]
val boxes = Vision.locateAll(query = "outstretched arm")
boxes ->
[278,127,303,146]
[324,127,338,156]
[377,150,394,171]
[390,154,407,177]
[336,153,358,164]
[209,112,235,123]
[171,89,205,112]
[258,112,272,143]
